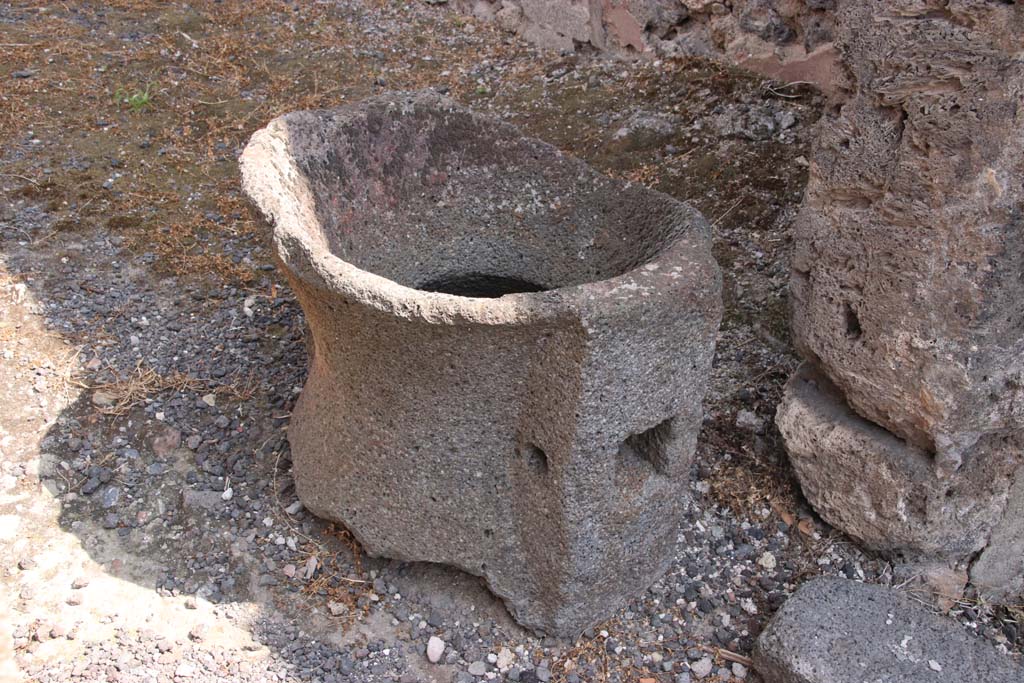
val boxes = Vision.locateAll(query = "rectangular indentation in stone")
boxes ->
[620,417,674,475]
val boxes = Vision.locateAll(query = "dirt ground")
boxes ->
[1,2,1021,683]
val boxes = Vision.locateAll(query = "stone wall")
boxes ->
[777,0,1024,601]
[465,0,842,91]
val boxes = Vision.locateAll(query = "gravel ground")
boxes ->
[1,2,1021,682]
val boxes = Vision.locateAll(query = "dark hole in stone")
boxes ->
[620,417,674,475]
[844,302,862,339]
[521,443,549,474]
[418,273,548,298]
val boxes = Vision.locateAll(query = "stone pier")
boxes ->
[777,0,1024,600]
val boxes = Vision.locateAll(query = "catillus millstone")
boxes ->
[240,91,722,636]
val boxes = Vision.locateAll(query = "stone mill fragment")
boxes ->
[240,91,722,635]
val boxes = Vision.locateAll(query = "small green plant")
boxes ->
[114,84,153,113]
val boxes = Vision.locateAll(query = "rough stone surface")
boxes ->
[777,365,1023,569]
[462,0,842,91]
[791,1,1024,466]
[240,91,722,636]
[753,577,1024,683]
[778,0,1024,600]
[971,470,1024,600]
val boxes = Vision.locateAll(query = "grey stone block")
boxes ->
[971,470,1024,601]
[776,364,1022,569]
[240,91,722,636]
[753,577,1024,683]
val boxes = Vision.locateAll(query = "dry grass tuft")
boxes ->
[294,525,373,626]
[89,361,257,415]
[702,420,801,521]
[91,364,202,415]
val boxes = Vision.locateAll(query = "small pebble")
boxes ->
[426,636,445,663]
[690,657,713,679]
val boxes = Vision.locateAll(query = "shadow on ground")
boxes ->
[22,250,531,680]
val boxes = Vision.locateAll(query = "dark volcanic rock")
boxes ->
[754,577,1024,683]
[240,91,722,636]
